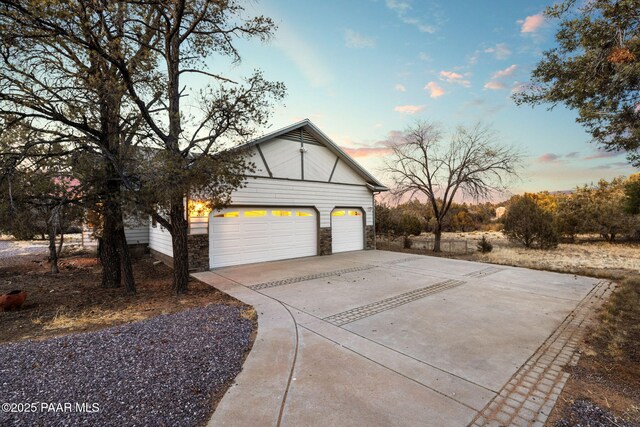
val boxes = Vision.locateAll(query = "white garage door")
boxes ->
[209,207,317,268]
[331,209,364,253]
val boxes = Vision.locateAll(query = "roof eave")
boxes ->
[366,183,390,192]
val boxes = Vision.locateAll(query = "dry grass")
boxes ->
[240,307,257,321]
[397,231,640,277]
[478,241,640,276]
[42,307,149,331]
[590,276,640,366]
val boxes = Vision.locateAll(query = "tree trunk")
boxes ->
[100,200,121,288]
[433,223,442,252]
[47,225,59,274]
[170,198,190,294]
[57,231,64,257]
[114,205,135,294]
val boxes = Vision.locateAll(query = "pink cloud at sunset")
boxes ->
[394,104,425,114]
[484,81,506,90]
[439,71,470,86]
[424,81,445,98]
[491,64,518,79]
[519,14,544,33]
[340,130,404,159]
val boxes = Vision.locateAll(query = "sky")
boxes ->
[206,0,637,196]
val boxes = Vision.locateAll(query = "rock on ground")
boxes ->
[555,399,637,427]
[0,304,253,427]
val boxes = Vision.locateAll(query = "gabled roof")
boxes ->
[244,119,389,192]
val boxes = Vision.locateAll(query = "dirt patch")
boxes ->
[0,252,240,343]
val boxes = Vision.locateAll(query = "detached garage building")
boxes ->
[148,119,388,270]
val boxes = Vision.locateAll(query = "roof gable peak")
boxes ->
[245,120,388,191]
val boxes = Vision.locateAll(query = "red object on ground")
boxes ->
[0,290,27,311]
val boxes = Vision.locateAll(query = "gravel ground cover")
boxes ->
[0,304,254,426]
[555,399,637,427]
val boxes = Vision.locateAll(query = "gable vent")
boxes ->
[280,128,320,145]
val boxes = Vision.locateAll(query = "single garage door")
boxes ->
[209,207,317,268]
[331,208,364,253]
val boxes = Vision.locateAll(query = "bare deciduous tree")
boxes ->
[383,121,522,252]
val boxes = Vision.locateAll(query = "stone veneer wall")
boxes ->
[365,225,375,249]
[319,227,332,255]
[187,234,209,272]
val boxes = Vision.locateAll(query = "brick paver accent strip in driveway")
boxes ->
[464,266,505,278]
[382,256,424,265]
[323,279,466,326]
[469,280,613,427]
[248,265,375,291]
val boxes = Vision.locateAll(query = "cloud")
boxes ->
[510,82,529,95]
[424,81,445,98]
[467,50,480,66]
[274,23,333,87]
[519,14,544,33]
[588,161,631,170]
[402,17,436,33]
[394,83,406,92]
[484,81,506,90]
[583,149,625,160]
[484,65,518,89]
[491,64,518,79]
[344,29,376,49]
[439,71,470,87]
[418,52,431,61]
[385,0,410,13]
[536,151,587,163]
[341,130,404,158]
[459,98,504,117]
[537,153,561,163]
[385,0,438,34]
[484,43,511,60]
[394,105,425,114]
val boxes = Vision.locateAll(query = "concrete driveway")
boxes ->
[193,250,611,427]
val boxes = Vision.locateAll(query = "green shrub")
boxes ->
[503,195,559,249]
[476,235,493,253]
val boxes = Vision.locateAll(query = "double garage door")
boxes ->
[209,207,364,268]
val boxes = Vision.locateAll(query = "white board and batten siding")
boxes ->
[149,222,173,257]
[253,137,368,186]
[189,217,208,235]
[124,222,150,245]
[82,218,149,247]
